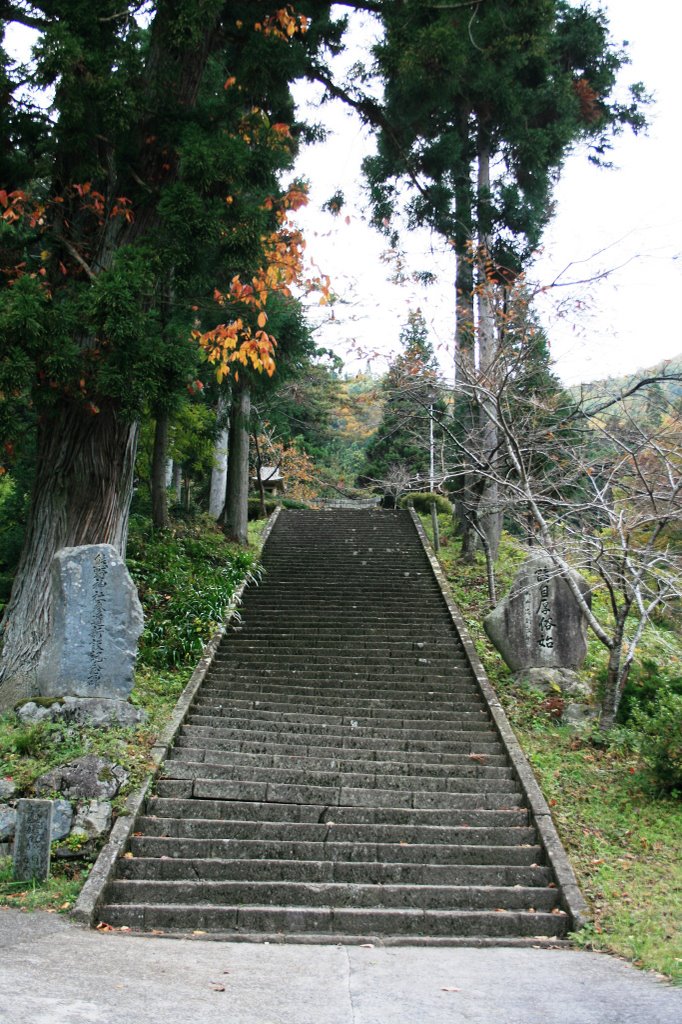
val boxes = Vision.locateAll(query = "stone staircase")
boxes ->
[97,509,575,942]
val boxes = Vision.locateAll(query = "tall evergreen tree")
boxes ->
[0,2,341,703]
[362,310,441,497]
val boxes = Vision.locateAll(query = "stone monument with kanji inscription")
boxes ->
[35,544,144,701]
[483,554,591,672]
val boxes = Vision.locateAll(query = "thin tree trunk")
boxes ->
[0,403,138,708]
[224,385,251,546]
[172,462,182,504]
[151,409,170,529]
[208,393,229,520]
[253,430,267,519]
[600,613,629,728]
[476,137,503,560]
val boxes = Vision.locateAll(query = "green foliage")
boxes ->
[630,689,682,796]
[399,491,451,515]
[126,513,259,668]
[618,658,682,723]
[362,311,441,487]
[247,497,309,520]
[0,856,86,913]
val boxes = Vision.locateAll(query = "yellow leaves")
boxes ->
[224,76,237,89]
[257,311,268,328]
[259,7,310,41]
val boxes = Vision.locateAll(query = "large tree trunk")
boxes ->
[224,385,251,546]
[208,394,229,520]
[151,409,170,529]
[0,403,138,708]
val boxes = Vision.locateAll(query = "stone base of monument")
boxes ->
[17,697,146,728]
[515,669,597,727]
[517,667,592,698]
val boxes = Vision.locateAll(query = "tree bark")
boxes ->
[151,409,170,529]
[224,385,251,546]
[0,402,138,708]
[208,393,229,520]
[476,138,503,562]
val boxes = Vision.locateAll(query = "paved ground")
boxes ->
[1,908,680,1024]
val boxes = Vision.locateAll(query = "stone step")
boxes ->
[117,856,550,887]
[184,707,492,732]
[219,639,466,658]
[172,739,510,769]
[168,747,511,779]
[183,712,497,739]
[135,816,536,847]
[154,778,524,809]
[144,798,528,828]
[206,668,474,687]
[97,903,567,939]
[105,878,558,913]
[177,726,505,756]
[198,680,479,701]
[160,760,515,790]
[129,835,543,866]
[191,696,486,718]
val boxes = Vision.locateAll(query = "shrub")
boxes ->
[630,688,682,795]
[618,658,682,723]
[398,491,452,515]
[126,514,259,668]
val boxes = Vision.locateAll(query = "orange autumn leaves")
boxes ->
[194,184,330,384]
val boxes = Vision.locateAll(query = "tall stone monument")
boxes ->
[484,554,591,672]
[35,544,144,701]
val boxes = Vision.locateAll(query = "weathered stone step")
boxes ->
[117,856,550,888]
[154,778,524,810]
[191,696,486,718]
[185,706,491,731]
[145,798,528,828]
[178,725,504,757]
[129,835,543,866]
[161,759,515,791]
[97,903,567,939]
[135,816,536,847]
[172,739,509,769]
[219,627,458,642]
[207,668,474,687]
[199,681,479,701]
[184,712,496,739]
[168,747,511,779]
[179,723,503,754]
[105,878,558,913]
[219,639,465,658]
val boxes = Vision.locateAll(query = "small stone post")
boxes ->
[13,799,53,881]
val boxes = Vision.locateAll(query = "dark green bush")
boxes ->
[398,491,452,515]
[618,658,682,723]
[630,688,682,795]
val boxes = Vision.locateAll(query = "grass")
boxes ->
[0,509,271,914]
[425,514,682,982]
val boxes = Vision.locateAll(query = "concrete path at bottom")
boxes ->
[1,908,680,1024]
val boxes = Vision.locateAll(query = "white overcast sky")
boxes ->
[292,0,682,385]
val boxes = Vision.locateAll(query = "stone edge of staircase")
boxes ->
[71,507,283,928]
[408,508,590,932]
